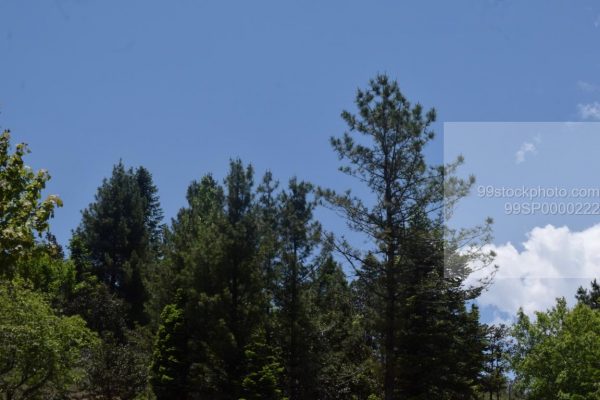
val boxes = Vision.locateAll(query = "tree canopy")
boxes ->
[2,76,598,400]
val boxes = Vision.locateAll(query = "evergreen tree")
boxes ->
[218,159,265,398]
[165,173,226,398]
[275,178,321,400]
[256,171,280,343]
[151,290,190,400]
[240,331,287,400]
[576,279,600,310]
[136,166,165,249]
[143,175,222,328]
[320,75,490,399]
[480,324,511,400]
[311,256,379,399]
[67,162,163,399]
[155,160,267,399]
[72,161,163,325]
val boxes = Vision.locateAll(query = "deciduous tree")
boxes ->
[0,130,62,275]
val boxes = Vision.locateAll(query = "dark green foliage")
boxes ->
[576,279,600,310]
[65,277,128,338]
[255,171,280,341]
[83,329,152,400]
[151,160,268,399]
[63,275,153,399]
[479,324,511,399]
[0,78,539,399]
[136,166,165,249]
[312,256,380,399]
[73,161,163,326]
[274,178,321,400]
[320,75,489,399]
[65,162,164,399]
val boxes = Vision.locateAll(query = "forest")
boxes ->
[1,75,599,400]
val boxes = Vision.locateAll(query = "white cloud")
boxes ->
[515,141,536,164]
[577,102,600,120]
[467,224,600,317]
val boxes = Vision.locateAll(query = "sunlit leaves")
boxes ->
[0,130,62,274]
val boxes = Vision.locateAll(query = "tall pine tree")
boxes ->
[320,75,490,399]
[152,160,268,399]
[275,178,321,400]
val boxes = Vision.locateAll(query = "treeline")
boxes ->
[1,76,599,399]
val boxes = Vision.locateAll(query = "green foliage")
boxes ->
[150,291,189,400]
[480,324,511,398]
[320,74,489,399]
[65,276,129,337]
[0,130,62,275]
[240,336,287,400]
[512,299,600,399]
[311,257,380,399]
[576,279,600,310]
[136,166,165,249]
[0,280,98,399]
[14,247,76,304]
[274,178,321,399]
[16,77,600,399]
[83,329,152,400]
[152,160,268,398]
[73,161,163,326]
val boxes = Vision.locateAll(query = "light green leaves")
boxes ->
[0,131,62,274]
[512,300,600,399]
[0,280,98,399]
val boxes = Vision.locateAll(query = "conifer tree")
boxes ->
[155,160,267,398]
[480,324,511,400]
[576,279,600,310]
[320,75,489,399]
[155,173,226,398]
[72,161,163,325]
[311,256,379,399]
[275,178,321,400]
[240,331,286,400]
[136,166,165,251]
[256,171,280,342]
[150,290,189,400]
[218,159,265,398]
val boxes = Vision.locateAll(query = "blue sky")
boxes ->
[2,1,600,321]
[445,123,600,246]
[446,123,600,323]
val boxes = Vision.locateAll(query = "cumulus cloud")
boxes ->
[466,224,600,317]
[577,102,600,120]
